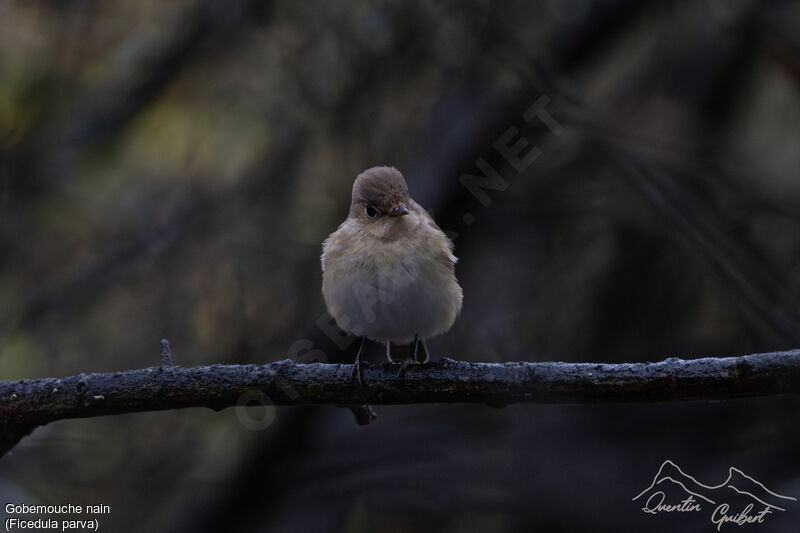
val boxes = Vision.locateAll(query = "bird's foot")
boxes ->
[350,337,367,386]
[385,337,430,377]
[349,358,363,385]
[396,358,413,378]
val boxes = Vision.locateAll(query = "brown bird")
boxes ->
[321,166,463,382]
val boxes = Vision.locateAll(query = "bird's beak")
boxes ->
[390,204,409,217]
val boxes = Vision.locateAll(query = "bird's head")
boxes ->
[349,166,419,240]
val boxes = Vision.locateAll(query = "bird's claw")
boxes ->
[395,359,412,378]
[350,360,363,385]
[350,337,366,386]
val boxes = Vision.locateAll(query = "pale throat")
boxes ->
[362,211,423,242]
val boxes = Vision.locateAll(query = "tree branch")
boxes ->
[2,349,799,457]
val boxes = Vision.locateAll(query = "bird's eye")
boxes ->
[365,205,378,218]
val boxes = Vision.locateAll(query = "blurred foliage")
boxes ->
[2,0,800,531]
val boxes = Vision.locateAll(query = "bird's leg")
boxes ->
[417,338,429,364]
[409,334,418,361]
[386,341,394,363]
[350,337,366,385]
[397,334,420,378]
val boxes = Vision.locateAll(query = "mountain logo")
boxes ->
[633,460,796,529]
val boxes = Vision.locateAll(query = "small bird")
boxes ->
[321,166,463,382]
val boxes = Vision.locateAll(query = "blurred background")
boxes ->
[2,0,800,531]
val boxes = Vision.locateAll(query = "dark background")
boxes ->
[2,1,800,531]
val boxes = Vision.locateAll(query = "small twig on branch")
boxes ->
[1,349,799,456]
[160,338,173,367]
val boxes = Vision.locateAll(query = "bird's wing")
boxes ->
[410,200,458,265]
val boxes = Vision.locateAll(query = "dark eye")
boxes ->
[365,205,378,218]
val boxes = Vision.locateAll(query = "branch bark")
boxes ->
[2,349,799,457]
